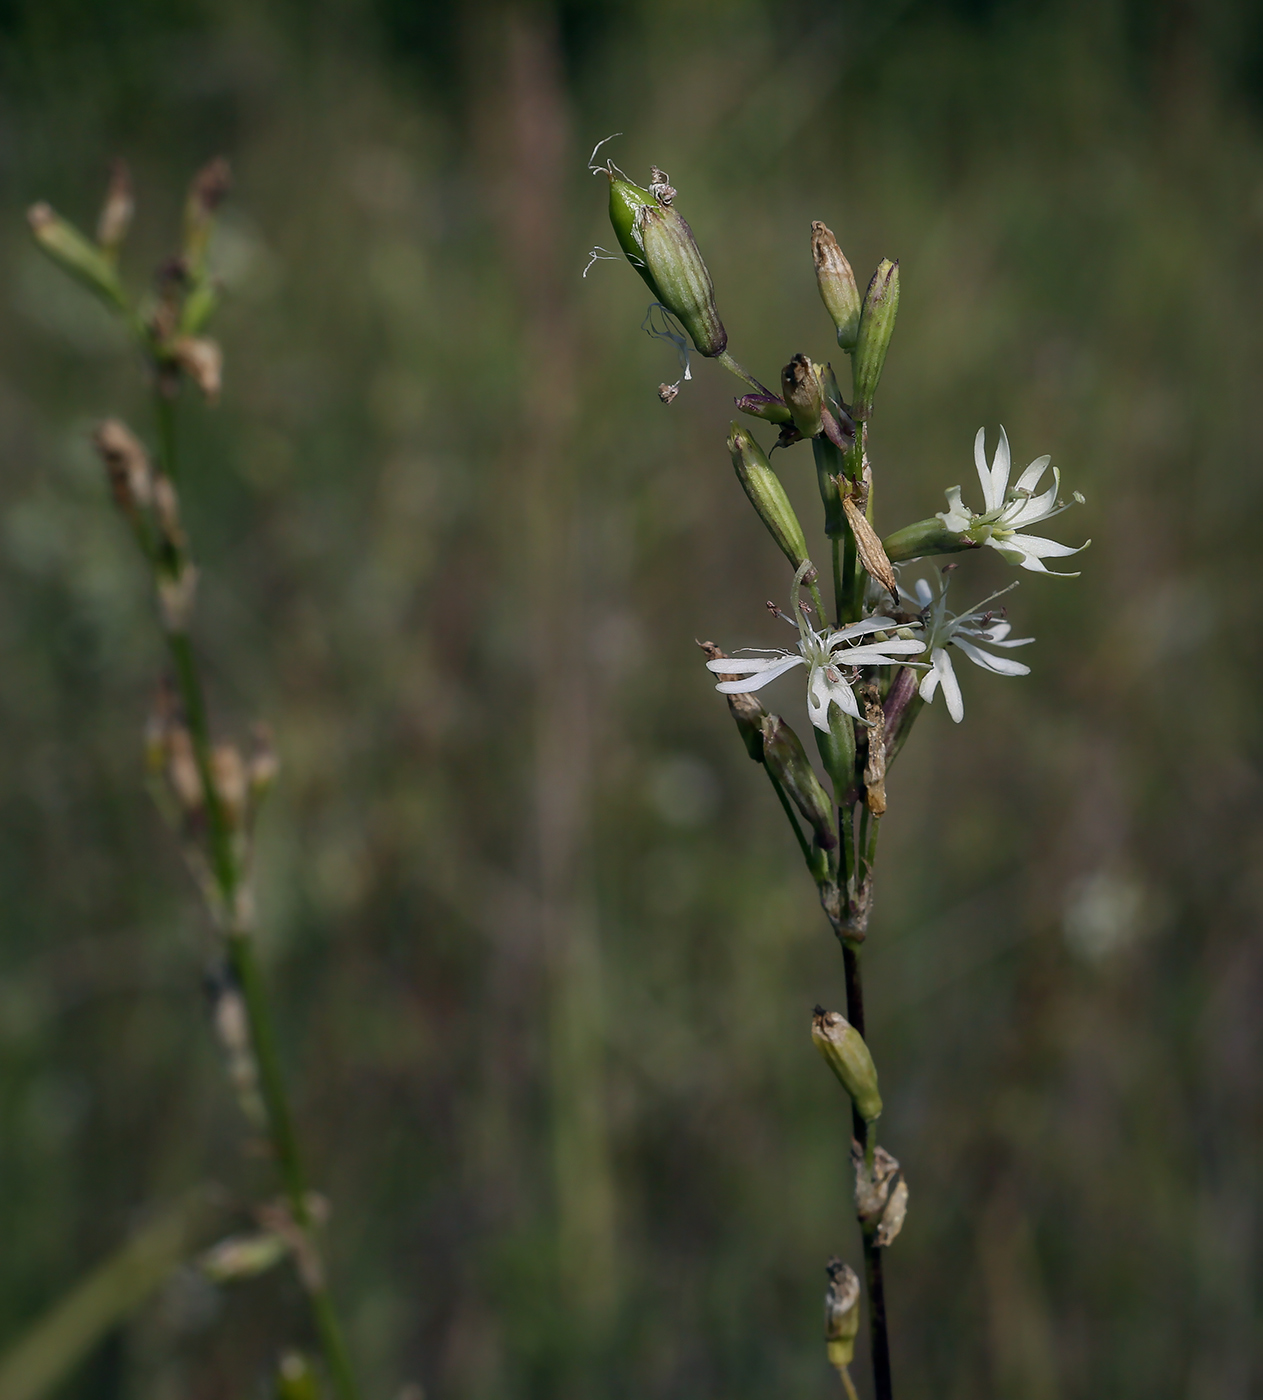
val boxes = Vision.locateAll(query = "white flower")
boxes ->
[903,572,1034,723]
[706,562,924,731]
[936,427,1088,575]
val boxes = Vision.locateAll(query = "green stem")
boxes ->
[154,388,179,481]
[831,536,844,628]
[839,1366,860,1400]
[766,768,813,867]
[716,349,775,398]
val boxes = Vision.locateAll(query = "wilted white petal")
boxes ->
[937,485,972,532]
[713,655,804,692]
[953,638,1031,676]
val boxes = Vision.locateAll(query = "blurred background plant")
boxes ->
[1,2,1261,1398]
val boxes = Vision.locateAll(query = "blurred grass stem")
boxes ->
[150,389,362,1400]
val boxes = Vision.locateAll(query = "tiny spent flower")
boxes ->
[706,562,924,731]
[902,571,1034,723]
[936,427,1088,574]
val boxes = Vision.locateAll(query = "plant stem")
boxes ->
[831,536,844,628]
[839,1366,860,1400]
[716,349,775,398]
[840,944,894,1400]
[149,389,361,1400]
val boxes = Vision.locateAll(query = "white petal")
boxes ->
[918,664,940,702]
[986,427,1012,513]
[705,655,789,674]
[1007,466,1061,525]
[713,656,804,692]
[974,427,1000,512]
[1005,533,1084,559]
[937,485,973,531]
[840,638,925,664]
[1012,454,1052,496]
[914,577,933,607]
[933,648,964,721]
[953,638,1031,676]
[809,665,858,729]
[828,616,900,645]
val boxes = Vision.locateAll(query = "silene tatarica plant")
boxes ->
[591,141,1087,1400]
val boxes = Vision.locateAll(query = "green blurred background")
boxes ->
[2,1,1262,1396]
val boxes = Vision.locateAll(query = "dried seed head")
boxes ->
[812,1006,882,1123]
[96,158,134,256]
[852,1141,901,1224]
[184,157,231,272]
[780,354,825,440]
[861,682,888,817]
[812,222,861,352]
[92,419,153,519]
[212,744,248,830]
[874,1176,909,1247]
[172,336,223,403]
[841,492,898,603]
[824,1257,862,1368]
[728,424,810,571]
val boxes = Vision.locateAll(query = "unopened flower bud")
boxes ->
[605,166,727,357]
[824,1258,862,1370]
[212,744,248,830]
[762,716,837,852]
[698,642,766,762]
[199,1230,289,1284]
[734,392,792,425]
[275,1351,321,1400]
[728,425,809,570]
[780,354,824,440]
[92,419,153,522]
[183,157,230,275]
[812,222,861,352]
[812,1006,882,1122]
[27,202,128,314]
[96,159,134,257]
[172,336,222,403]
[852,259,899,420]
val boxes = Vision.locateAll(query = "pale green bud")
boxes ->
[812,1005,882,1122]
[27,203,128,315]
[852,259,900,420]
[882,516,979,564]
[812,222,861,352]
[781,353,824,440]
[728,424,809,570]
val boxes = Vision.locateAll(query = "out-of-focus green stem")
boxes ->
[148,390,361,1400]
[0,1189,223,1400]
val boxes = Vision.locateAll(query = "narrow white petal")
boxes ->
[840,638,925,663]
[953,638,1031,676]
[986,635,1036,649]
[973,427,996,511]
[937,649,964,722]
[1013,454,1052,496]
[914,577,933,607]
[714,656,804,692]
[938,485,972,531]
[705,655,789,674]
[919,665,940,702]
[828,616,899,645]
[806,666,830,731]
[988,427,1012,512]
[1005,533,1084,559]
[1007,467,1061,525]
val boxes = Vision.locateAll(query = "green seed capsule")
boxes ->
[814,700,856,800]
[728,424,809,570]
[852,258,900,420]
[605,166,727,358]
[882,516,978,564]
[812,1006,882,1123]
[762,715,837,852]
